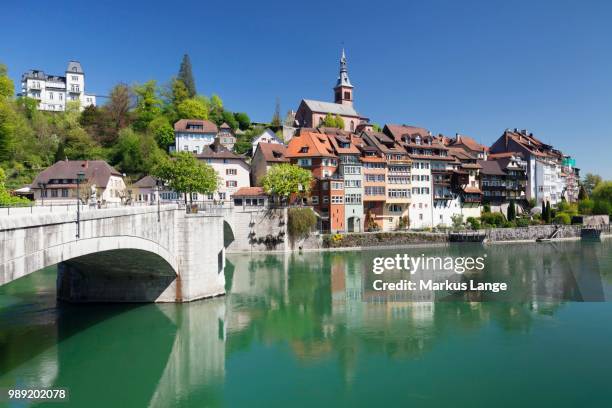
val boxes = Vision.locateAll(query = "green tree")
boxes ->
[0,168,29,206]
[507,200,516,221]
[153,152,218,204]
[583,173,602,196]
[0,63,14,99]
[261,163,313,200]
[148,116,174,149]
[176,96,209,120]
[171,77,190,106]
[178,54,197,97]
[221,110,239,129]
[0,100,17,161]
[234,112,250,130]
[209,94,224,124]
[132,81,162,131]
[334,114,345,129]
[112,128,163,176]
[451,214,464,229]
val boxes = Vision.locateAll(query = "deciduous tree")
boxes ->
[153,152,218,204]
[262,163,313,200]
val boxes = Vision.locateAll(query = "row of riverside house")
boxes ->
[250,50,579,233]
[23,50,579,229]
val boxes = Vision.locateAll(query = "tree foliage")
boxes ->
[321,113,344,129]
[288,207,317,241]
[152,152,218,202]
[583,173,602,196]
[261,163,313,199]
[178,54,197,97]
[507,200,516,221]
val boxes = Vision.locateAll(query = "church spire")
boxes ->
[334,49,353,106]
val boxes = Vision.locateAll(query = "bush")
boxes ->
[482,203,491,214]
[578,198,594,215]
[516,218,530,227]
[503,220,516,228]
[593,200,611,216]
[480,212,506,228]
[553,213,571,225]
[288,207,317,241]
[451,214,464,229]
[466,217,481,230]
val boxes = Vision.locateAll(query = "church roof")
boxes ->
[301,99,360,117]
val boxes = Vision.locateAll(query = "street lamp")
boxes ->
[38,182,47,206]
[76,171,85,239]
[156,178,163,222]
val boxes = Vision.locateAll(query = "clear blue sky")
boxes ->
[2,0,611,177]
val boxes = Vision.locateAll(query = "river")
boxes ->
[1,240,611,407]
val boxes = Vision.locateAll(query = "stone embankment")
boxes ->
[314,224,608,250]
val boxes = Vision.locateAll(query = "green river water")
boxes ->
[1,240,611,407]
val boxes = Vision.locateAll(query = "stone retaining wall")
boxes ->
[485,225,582,241]
[322,231,449,249]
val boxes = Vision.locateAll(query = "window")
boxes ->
[61,189,68,197]
[388,189,410,198]
[389,204,402,212]
[331,195,343,204]
[344,166,361,175]
[219,192,226,200]
[299,147,309,153]
[226,168,237,176]
[344,91,350,100]
[207,194,214,200]
[331,181,343,190]
[323,196,329,204]
[366,174,385,182]
[350,121,354,131]
[49,92,54,100]
[298,158,312,167]
[311,196,319,205]
[345,194,362,204]
[365,186,385,196]
[51,190,58,197]
[226,180,237,187]
[345,180,361,188]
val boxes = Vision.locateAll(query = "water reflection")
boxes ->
[0,240,610,406]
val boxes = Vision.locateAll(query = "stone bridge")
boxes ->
[0,204,226,302]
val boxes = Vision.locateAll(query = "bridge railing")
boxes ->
[0,201,164,217]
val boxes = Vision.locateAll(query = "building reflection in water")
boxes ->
[224,241,606,386]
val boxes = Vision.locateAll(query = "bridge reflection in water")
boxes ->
[0,240,610,406]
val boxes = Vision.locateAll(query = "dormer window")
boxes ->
[415,136,421,145]
[300,147,309,153]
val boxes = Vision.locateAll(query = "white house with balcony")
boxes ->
[20,61,96,111]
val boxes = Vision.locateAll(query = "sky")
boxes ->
[2,0,611,177]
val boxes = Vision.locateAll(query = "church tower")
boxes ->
[334,49,353,106]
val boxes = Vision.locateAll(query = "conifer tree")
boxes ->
[178,54,197,97]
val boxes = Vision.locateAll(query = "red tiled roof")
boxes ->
[174,119,218,133]
[257,143,289,163]
[450,134,488,153]
[286,132,336,158]
[463,186,482,194]
[234,187,267,197]
[384,124,430,140]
